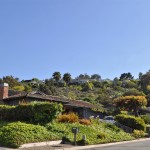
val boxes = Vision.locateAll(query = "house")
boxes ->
[22,79,44,86]
[0,83,105,119]
[70,78,99,85]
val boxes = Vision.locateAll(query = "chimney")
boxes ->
[0,83,9,100]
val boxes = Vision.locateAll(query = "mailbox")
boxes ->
[72,127,79,133]
[72,127,79,145]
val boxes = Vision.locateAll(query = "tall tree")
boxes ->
[63,73,71,85]
[138,72,143,80]
[77,73,90,79]
[139,70,150,93]
[52,72,61,82]
[119,72,134,81]
[2,76,20,88]
[91,74,101,80]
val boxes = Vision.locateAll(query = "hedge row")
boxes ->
[115,114,146,131]
[0,102,63,124]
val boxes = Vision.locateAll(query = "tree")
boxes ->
[92,81,102,88]
[91,74,101,80]
[139,70,150,93]
[45,78,55,87]
[82,82,93,91]
[52,72,61,82]
[24,85,32,92]
[121,80,137,88]
[123,89,145,96]
[2,76,20,88]
[31,78,40,82]
[114,96,147,117]
[139,72,143,80]
[113,77,122,87]
[77,73,90,79]
[13,85,25,91]
[63,73,71,85]
[119,72,134,81]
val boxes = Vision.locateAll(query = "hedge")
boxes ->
[0,122,60,148]
[140,115,150,124]
[0,102,63,124]
[115,114,146,131]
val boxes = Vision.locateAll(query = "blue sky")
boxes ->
[0,0,150,80]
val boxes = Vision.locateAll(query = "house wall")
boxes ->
[65,107,105,119]
[83,108,104,119]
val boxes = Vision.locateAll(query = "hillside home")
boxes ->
[0,83,105,119]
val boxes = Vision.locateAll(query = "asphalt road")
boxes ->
[85,140,150,150]
[19,139,150,150]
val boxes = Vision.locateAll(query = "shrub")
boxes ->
[140,115,150,124]
[0,102,63,124]
[104,123,121,132]
[120,111,128,115]
[116,114,146,131]
[146,125,150,133]
[0,105,15,120]
[0,122,59,148]
[13,85,25,91]
[57,112,79,123]
[97,131,106,139]
[77,139,89,146]
[79,119,91,125]
[133,130,145,138]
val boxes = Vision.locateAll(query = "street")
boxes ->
[19,139,150,150]
[85,139,150,150]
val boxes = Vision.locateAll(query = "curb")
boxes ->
[0,148,14,150]
[19,140,62,148]
[63,138,150,150]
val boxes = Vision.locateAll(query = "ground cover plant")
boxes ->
[0,122,61,148]
[0,115,140,148]
[46,118,134,145]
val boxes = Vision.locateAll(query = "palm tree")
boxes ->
[52,72,61,82]
[63,73,71,85]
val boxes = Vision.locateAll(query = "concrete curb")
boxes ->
[63,138,150,150]
[0,148,14,150]
[19,140,62,148]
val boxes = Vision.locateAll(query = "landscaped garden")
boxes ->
[0,102,148,148]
